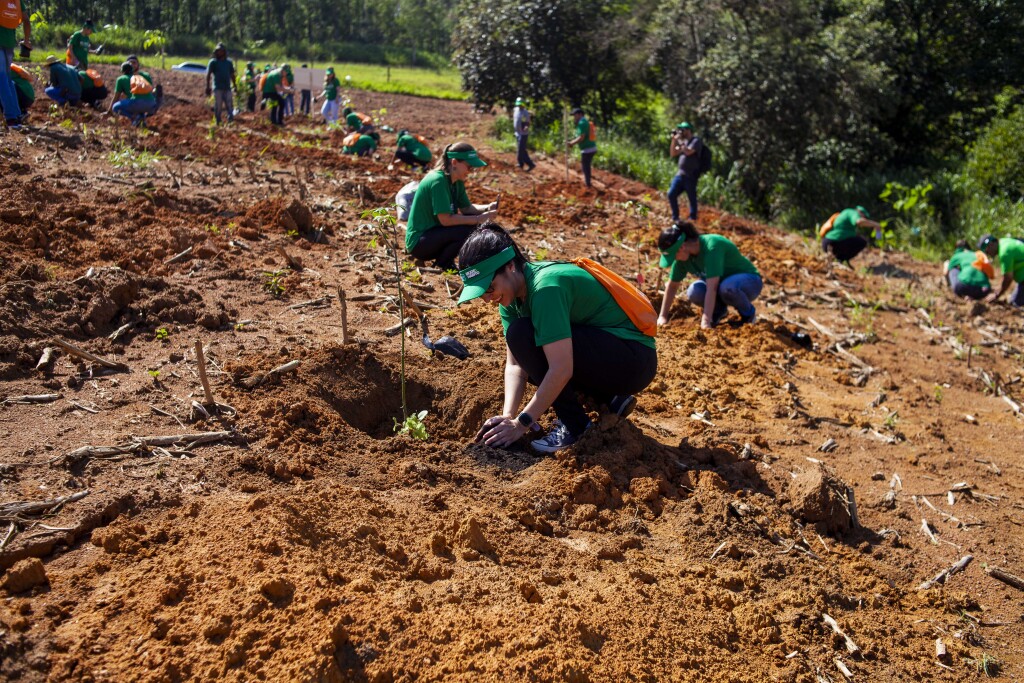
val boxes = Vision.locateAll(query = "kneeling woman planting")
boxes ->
[457,223,658,453]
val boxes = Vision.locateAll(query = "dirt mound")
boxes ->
[789,462,856,534]
[244,196,314,235]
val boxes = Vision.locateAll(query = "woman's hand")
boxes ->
[475,415,526,447]
[477,210,497,224]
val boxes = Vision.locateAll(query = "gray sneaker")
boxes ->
[609,395,637,419]
[531,420,590,454]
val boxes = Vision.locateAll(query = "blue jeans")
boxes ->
[112,98,157,121]
[946,268,989,301]
[668,173,698,222]
[1013,282,1024,308]
[0,47,20,122]
[686,273,763,320]
[516,133,534,169]
[44,86,81,106]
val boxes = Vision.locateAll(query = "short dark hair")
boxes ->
[457,222,529,273]
[657,221,700,250]
[571,107,584,115]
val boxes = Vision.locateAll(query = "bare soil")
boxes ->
[1,66,1023,682]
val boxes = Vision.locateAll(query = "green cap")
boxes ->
[677,122,693,130]
[659,236,685,268]
[457,246,516,304]
[978,234,997,251]
[446,148,487,167]
[326,66,335,74]
[515,97,525,106]
[856,205,869,218]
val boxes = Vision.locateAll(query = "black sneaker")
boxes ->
[609,395,637,419]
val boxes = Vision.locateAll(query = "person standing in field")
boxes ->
[979,234,1024,307]
[299,63,311,115]
[513,97,535,172]
[566,107,597,188]
[1,62,34,117]
[667,122,704,224]
[66,20,97,69]
[260,64,293,126]
[205,43,235,125]
[241,62,257,112]
[943,240,993,301]
[0,0,31,130]
[819,205,883,264]
[315,67,341,125]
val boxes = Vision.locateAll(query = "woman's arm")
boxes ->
[658,280,681,325]
[436,210,496,227]
[462,201,498,215]
[986,273,1013,302]
[702,275,721,329]
[501,345,528,417]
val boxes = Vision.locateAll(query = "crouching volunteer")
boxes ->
[979,234,1024,307]
[457,223,658,453]
[405,142,497,271]
[943,240,993,301]
[342,130,379,156]
[819,205,883,264]
[109,62,156,125]
[78,68,108,108]
[657,221,762,328]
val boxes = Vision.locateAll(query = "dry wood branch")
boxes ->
[108,324,132,342]
[50,338,129,372]
[338,287,351,345]
[284,295,333,312]
[807,317,838,339]
[921,518,939,545]
[242,360,300,388]
[68,400,99,414]
[164,246,194,265]
[35,346,55,370]
[986,567,1024,591]
[276,246,303,271]
[384,317,416,337]
[0,490,90,522]
[194,340,216,407]
[0,522,15,550]
[821,613,861,655]
[834,659,853,680]
[133,431,232,448]
[3,394,61,405]
[917,555,973,590]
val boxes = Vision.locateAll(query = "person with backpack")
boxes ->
[567,107,597,188]
[513,97,535,172]
[343,106,374,134]
[943,240,993,301]
[315,67,341,125]
[0,62,33,119]
[405,142,498,271]
[0,0,31,129]
[108,61,156,125]
[456,222,658,453]
[667,122,709,224]
[260,64,293,126]
[391,129,432,171]
[205,43,235,125]
[819,206,883,264]
[979,234,1024,306]
[657,221,762,328]
[77,67,107,108]
[41,55,81,106]
[342,131,379,156]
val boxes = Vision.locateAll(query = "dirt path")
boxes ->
[1,66,1022,682]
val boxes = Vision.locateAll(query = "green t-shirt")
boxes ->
[114,74,131,98]
[668,234,759,282]
[11,69,33,103]
[324,80,339,101]
[998,237,1024,282]
[207,57,234,90]
[499,262,655,350]
[262,69,283,94]
[397,134,431,163]
[948,248,991,289]
[405,170,471,251]
[0,0,25,49]
[69,30,90,68]
[130,71,155,102]
[345,111,363,129]
[576,116,596,152]
[343,134,376,155]
[824,208,862,241]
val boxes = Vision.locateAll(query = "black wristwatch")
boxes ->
[517,411,540,431]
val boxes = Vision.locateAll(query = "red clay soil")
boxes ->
[1,66,1023,682]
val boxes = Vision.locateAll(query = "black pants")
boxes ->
[81,86,107,108]
[516,133,534,169]
[581,150,595,187]
[946,268,989,300]
[247,93,256,112]
[395,149,427,169]
[410,225,474,271]
[264,92,285,125]
[821,235,867,263]
[300,90,311,114]
[506,319,658,437]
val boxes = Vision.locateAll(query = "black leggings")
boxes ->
[821,235,867,263]
[946,269,989,300]
[264,92,285,125]
[395,149,427,168]
[506,318,658,437]
[410,225,475,271]
[581,150,595,187]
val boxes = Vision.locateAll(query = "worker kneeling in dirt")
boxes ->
[457,222,658,453]
[818,206,883,264]
[979,234,1024,307]
[109,62,157,126]
[657,221,763,328]
[78,68,108,109]
[391,129,432,172]
[405,142,497,271]
[343,106,374,134]
[342,130,379,157]
[1,64,35,119]
[41,55,82,107]
[943,240,993,301]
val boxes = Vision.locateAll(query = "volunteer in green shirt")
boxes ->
[205,43,235,125]
[41,54,81,106]
[391,129,432,171]
[109,61,156,125]
[405,141,497,271]
[241,62,257,112]
[0,0,31,129]
[456,223,658,453]
[343,106,374,134]
[3,63,33,116]
[342,131,379,156]
[77,67,107,108]
[566,107,597,188]
[943,240,993,301]
[657,221,763,328]
[260,64,292,126]
[820,206,883,263]
[66,20,97,69]
[980,234,1024,307]
[315,67,341,125]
